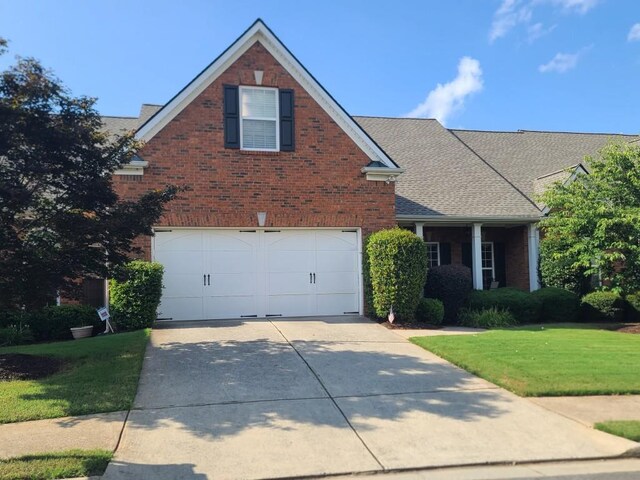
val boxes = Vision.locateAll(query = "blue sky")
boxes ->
[1,0,639,133]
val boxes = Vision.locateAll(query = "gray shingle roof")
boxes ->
[451,129,638,205]
[354,117,542,218]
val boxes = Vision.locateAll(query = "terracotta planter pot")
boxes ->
[70,325,93,340]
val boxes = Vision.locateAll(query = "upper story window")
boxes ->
[239,86,279,151]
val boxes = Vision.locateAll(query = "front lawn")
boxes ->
[0,449,112,480]
[411,325,640,396]
[0,330,149,424]
[595,421,640,442]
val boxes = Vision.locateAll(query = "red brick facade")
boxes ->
[114,42,396,259]
[421,225,529,291]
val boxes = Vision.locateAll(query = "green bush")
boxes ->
[540,236,591,296]
[581,291,625,323]
[466,288,542,325]
[458,307,518,329]
[0,323,33,346]
[531,287,580,323]
[29,305,100,341]
[365,228,427,321]
[626,293,640,323]
[424,265,473,323]
[415,298,445,325]
[109,261,164,330]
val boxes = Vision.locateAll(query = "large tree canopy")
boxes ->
[0,40,178,309]
[539,143,640,294]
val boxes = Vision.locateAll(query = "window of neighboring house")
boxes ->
[240,86,279,151]
[481,242,495,290]
[425,242,440,268]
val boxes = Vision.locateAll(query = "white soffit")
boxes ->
[135,20,399,170]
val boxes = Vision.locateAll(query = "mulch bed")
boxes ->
[373,318,440,330]
[0,354,65,381]
[616,324,640,335]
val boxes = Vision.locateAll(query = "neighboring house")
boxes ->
[97,19,637,321]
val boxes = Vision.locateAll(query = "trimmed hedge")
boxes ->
[626,293,640,323]
[424,265,472,323]
[365,228,427,321]
[458,307,517,329]
[581,291,625,323]
[531,287,580,323]
[466,288,542,325]
[415,298,445,325]
[109,261,164,330]
[0,305,101,343]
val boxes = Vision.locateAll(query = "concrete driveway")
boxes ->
[104,316,636,480]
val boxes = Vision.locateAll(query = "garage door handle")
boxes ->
[309,273,312,284]
[313,273,316,284]
[207,274,210,286]
[203,274,206,286]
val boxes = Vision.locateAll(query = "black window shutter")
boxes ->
[462,243,472,276]
[494,242,506,287]
[440,243,452,265]
[223,85,240,149]
[279,89,295,151]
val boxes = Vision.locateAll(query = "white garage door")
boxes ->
[153,229,361,321]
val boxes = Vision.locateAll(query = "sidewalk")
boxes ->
[531,395,640,426]
[0,411,126,459]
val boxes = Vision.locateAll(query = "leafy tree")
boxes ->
[539,143,640,294]
[0,39,179,309]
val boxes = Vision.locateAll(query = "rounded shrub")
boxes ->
[415,298,445,325]
[109,260,164,330]
[626,293,640,323]
[581,291,625,323]
[531,287,580,323]
[424,265,472,323]
[365,228,427,321]
[466,288,542,325]
[458,307,517,329]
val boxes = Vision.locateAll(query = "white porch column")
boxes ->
[415,222,424,240]
[528,223,540,291]
[471,223,483,290]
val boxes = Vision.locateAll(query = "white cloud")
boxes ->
[490,0,597,43]
[538,50,583,73]
[629,23,640,42]
[547,0,598,14]
[527,22,557,42]
[406,57,483,125]
[490,0,533,43]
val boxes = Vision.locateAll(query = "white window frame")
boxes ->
[481,242,495,286]
[239,85,280,152]
[425,242,440,268]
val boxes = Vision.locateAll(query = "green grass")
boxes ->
[595,421,640,442]
[0,330,150,424]
[0,449,112,480]
[410,325,640,396]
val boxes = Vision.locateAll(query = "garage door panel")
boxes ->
[266,250,314,273]
[210,251,256,274]
[207,232,259,251]
[315,250,357,273]
[204,295,258,319]
[209,273,256,296]
[315,271,358,295]
[267,272,314,295]
[315,231,358,250]
[156,250,203,275]
[266,232,315,250]
[316,293,359,316]
[158,297,203,321]
[155,231,203,251]
[267,294,314,317]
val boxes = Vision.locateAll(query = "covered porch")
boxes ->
[400,218,540,291]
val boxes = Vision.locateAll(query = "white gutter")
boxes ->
[396,214,542,224]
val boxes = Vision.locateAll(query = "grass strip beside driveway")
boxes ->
[0,449,112,480]
[595,421,640,442]
[411,325,640,397]
[0,330,149,424]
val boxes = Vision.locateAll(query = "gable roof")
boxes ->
[354,117,542,219]
[134,19,399,170]
[451,129,639,203]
